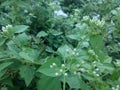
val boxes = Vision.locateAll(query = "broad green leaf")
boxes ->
[13,33,31,46]
[50,30,63,36]
[0,62,13,71]
[57,45,73,59]
[19,65,35,86]
[90,35,107,61]
[19,48,39,62]
[1,87,8,90]
[37,75,61,90]
[37,31,48,37]
[37,58,61,77]
[79,79,92,90]
[13,25,29,33]
[7,41,21,58]
[67,35,79,40]
[0,36,7,46]
[66,74,80,89]
[98,63,114,73]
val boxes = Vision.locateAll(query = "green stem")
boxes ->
[63,75,66,90]
[0,57,14,62]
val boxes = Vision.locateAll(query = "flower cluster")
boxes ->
[112,85,120,90]
[54,64,68,77]
[2,25,12,32]
[90,16,105,27]
[50,63,57,68]
[82,16,90,21]
[54,9,68,17]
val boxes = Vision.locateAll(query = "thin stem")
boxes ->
[63,75,66,90]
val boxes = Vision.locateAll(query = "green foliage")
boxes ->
[0,0,120,90]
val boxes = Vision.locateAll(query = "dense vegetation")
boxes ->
[0,0,120,90]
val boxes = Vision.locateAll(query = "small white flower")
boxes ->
[64,73,68,76]
[54,9,68,17]
[93,71,96,74]
[72,52,75,55]
[50,65,53,68]
[118,42,120,46]
[80,68,85,72]
[73,71,77,75]
[2,26,7,32]
[24,9,28,13]
[55,72,59,76]
[82,42,89,48]
[95,68,99,71]
[66,49,69,52]
[112,87,115,90]
[116,85,119,88]
[52,63,56,66]
[81,61,85,64]
[61,64,65,67]
[76,64,80,67]
[82,16,89,21]
[76,52,79,56]
[73,48,77,51]
[59,69,63,72]
[96,74,100,77]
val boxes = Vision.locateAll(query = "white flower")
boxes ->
[73,48,77,51]
[95,68,99,71]
[82,42,89,48]
[66,49,69,52]
[81,61,85,64]
[96,74,100,77]
[61,64,65,67]
[64,73,68,76]
[111,10,117,15]
[2,26,7,32]
[24,9,28,13]
[76,52,79,56]
[80,68,85,72]
[73,71,77,75]
[50,65,53,68]
[52,63,56,66]
[116,85,119,88]
[72,52,75,55]
[112,87,115,90]
[59,69,63,72]
[93,71,96,74]
[76,64,80,67]
[55,72,59,76]
[54,9,68,17]
[82,16,89,21]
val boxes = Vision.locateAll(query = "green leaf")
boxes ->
[79,79,92,90]
[37,58,61,77]
[67,34,79,40]
[57,45,73,59]
[50,30,63,36]
[37,75,61,90]
[19,48,39,62]
[19,65,35,86]
[0,36,7,46]
[90,35,107,61]
[0,62,13,71]
[13,33,31,46]
[13,25,29,33]
[37,31,48,37]
[7,41,21,58]
[66,74,80,89]
[1,87,8,90]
